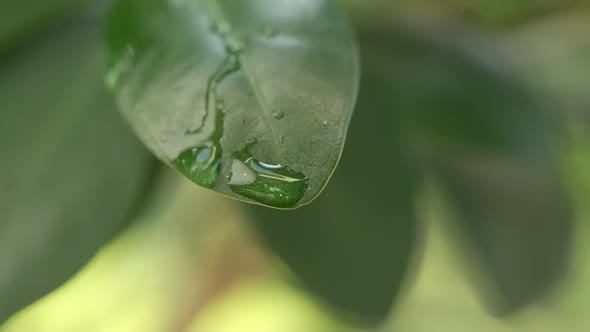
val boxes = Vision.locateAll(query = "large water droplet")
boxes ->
[228,141,308,208]
[173,145,220,188]
[228,159,256,185]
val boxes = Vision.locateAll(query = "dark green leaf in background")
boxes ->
[247,49,419,323]
[0,17,156,322]
[0,0,86,52]
[105,0,360,208]
[437,157,572,314]
[360,27,573,314]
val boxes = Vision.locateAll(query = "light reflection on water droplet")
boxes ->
[228,159,256,186]
[228,140,308,208]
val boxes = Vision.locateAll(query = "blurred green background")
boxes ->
[2,0,590,331]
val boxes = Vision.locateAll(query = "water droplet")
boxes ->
[211,21,232,35]
[227,38,245,53]
[228,141,308,208]
[258,26,279,38]
[272,110,284,120]
[173,145,220,188]
[228,159,256,185]
[322,120,329,125]
[216,100,225,111]
[106,45,135,89]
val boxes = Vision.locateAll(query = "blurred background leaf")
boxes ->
[340,0,584,27]
[0,14,156,322]
[501,9,590,116]
[0,170,343,332]
[436,158,572,314]
[0,0,90,52]
[358,26,573,314]
[246,45,420,323]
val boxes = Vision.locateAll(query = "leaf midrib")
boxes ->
[203,0,286,162]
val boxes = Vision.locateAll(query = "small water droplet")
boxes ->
[227,38,245,53]
[258,26,279,38]
[173,145,220,188]
[322,120,329,125]
[212,21,232,35]
[216,100,225,111]
[106,45,135,89]
[228,141,308,208]
[272,110,284,120]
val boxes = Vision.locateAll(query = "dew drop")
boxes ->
[228,141,308,208]
[172,145,220,188]
[272,110,284,120]
[227,38,245,53]
[322,120,329,125]
[216,100,225,111]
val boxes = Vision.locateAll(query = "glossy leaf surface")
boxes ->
[248,49,418,323]
[106,0,360,208]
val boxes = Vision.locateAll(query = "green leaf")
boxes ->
[436,157,572,314]
[105,0,360,209]
[361,27,572,313]
[0,0,85,51]
[0,18,156,322]
[247,54,418,323]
